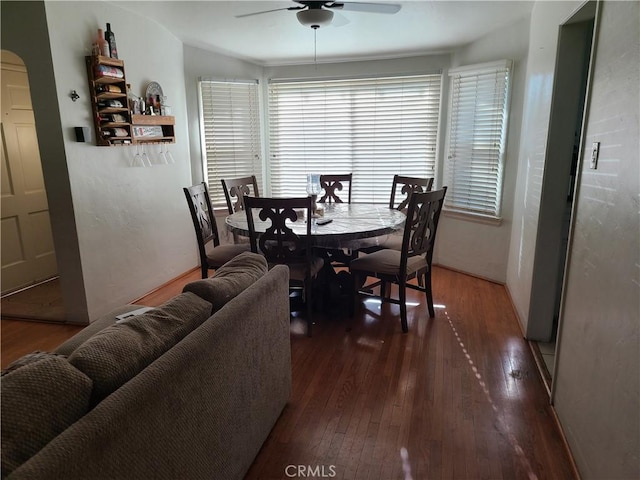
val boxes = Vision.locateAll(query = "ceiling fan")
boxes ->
[236,1,402,29]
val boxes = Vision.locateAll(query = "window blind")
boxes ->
[268,74,442,203]
[444,61,511,219]
[199,79,262,207]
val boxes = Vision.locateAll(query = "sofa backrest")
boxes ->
[7,264,291,480]
[67,292,213,406]
[2,252,270,477]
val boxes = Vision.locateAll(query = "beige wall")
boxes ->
[506,0,639,477]
[506,0,584,331]
[553,1,639,477]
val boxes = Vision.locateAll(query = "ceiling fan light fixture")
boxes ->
[296,8,334,28]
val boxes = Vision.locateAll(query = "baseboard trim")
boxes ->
[130,267,200,304]
[549,402,582,480]
[506,286,581,480]
[432,263,504,285]
[528,340,552,397]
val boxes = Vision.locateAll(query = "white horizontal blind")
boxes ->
[444,61,511,218]
[268,74,442,203]
[199,80,262,207]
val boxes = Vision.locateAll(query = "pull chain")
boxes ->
[313,26,318,68]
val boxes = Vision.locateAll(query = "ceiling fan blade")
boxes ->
[235,6,303,19]
[332,2,401,14]
[330,11,350,27]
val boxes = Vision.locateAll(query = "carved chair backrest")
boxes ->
[184,182,221,255]
[244,195,313,267]
[221,175,260,214]
[400,187,447,272]
[389,175,434,211]
[319,174,352,204]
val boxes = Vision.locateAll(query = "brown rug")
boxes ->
[1,278,65,322]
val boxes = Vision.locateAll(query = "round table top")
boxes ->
[225,202,406,249]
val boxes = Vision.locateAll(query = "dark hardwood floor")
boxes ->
[0,266,576,480]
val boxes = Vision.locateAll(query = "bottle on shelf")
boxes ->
[96,28,109,57]
[105,23,118,59]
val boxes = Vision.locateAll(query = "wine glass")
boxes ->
[165,145,176,164]
[132,144,144,167]
[306,173,321,216]
[158,143,168,164]
[141,144,151,167]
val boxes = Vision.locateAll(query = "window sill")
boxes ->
[442,209,503,226]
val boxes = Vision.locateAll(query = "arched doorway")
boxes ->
[1,50,64,321]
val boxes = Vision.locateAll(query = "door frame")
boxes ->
[526,0,600,393]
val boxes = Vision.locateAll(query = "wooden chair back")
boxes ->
[389,175,434,211]
[244,196,312,267]
[184,183,221,270]
[221,175,260,214]
[319,174,352,203]
[400,187,447,272]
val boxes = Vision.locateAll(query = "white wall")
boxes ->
[506,0,584,330]
[553,1,639,477]
[436,16,530,283]
[505,1,639,477]
[43,1,195,319]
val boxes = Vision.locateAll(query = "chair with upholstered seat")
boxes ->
[221,175,260,214]
[360,175,434,253]
[390,175,434,211]
[221,175,260,244]
[319,174,352,204]
[184,183,250,279]
[244,195,325,337]
[349,187,447,333]
[316,173,354,266]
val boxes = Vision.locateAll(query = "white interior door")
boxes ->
[1,50,57,294]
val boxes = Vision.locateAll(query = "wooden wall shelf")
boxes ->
[131,114,175,143]
[86,55,131,146]
[85,56,176,146]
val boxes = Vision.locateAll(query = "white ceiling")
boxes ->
[114,1,533,66]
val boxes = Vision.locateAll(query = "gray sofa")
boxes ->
[1,252,291,480]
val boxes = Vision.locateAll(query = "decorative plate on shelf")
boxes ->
[145,81,164,100]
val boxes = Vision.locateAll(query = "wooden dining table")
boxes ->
[224,202,406,250]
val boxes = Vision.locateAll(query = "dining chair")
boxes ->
[221,175,259,243]
[389,175,435,211]
[183,183,250,279]
[349,187,447,333]
[360,175,435,254]
[244,195,325,337]
[315,173,355,266]
[319,174,352,204]
[221,175,260,214]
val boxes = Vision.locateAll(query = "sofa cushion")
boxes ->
[55,304,147,356]
[1,354,92,477]
[1,350,66,375]
[182,251,268,312]
[68,292,212,405]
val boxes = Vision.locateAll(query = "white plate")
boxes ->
[145,81,164,100]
